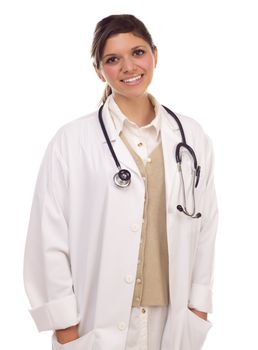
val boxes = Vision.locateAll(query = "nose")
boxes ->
[121,57,136,73]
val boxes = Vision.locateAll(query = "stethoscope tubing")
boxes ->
[98,104,121,170]
[98,103,202,218]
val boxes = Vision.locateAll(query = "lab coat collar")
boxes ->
[99,94,180,144]
[108,93,162,141]
[99,95,182,183]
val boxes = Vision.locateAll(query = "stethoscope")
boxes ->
[98,104,202,219]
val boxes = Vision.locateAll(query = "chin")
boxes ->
[117,86,150,100]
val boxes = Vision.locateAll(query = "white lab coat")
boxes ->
[24,98,218,350]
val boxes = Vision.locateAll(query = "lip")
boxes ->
[120,74,144,85]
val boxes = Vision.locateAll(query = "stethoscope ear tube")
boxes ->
[176,143,198,171]
[177,205,202,218]
[176,142,201,190]
[195,166,201,188]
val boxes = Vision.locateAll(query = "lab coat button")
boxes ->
[118,322,126,331]
[125,275,134,284]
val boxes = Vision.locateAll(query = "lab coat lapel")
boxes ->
[161,111,182,214]
[100,101,141,177]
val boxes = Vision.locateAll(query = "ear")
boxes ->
[94,65,106,82]
[153,47,158,68]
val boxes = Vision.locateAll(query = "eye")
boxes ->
[133,49,145,56]
[105,56,119,64]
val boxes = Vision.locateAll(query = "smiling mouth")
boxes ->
[121,74,144,84]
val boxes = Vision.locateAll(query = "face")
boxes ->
[96,32,158,100]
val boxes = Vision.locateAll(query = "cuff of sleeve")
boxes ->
[29,294,80,332]
[188,283,213,313]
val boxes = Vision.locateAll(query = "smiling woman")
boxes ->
[91,14,158,126]
[24,14,218,350]
[95,32,157,101]
[95,32,157,126]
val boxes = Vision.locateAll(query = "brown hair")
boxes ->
[91,14,156,104]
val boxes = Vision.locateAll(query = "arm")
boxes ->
[188,136,218,316]
[23,136,80,332]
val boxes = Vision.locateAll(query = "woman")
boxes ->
[24,14,218,350]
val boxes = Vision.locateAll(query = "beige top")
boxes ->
[120,133,169,307]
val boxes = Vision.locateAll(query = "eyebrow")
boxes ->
[102,45,147,60]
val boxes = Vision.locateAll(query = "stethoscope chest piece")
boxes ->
[113,169,131,188]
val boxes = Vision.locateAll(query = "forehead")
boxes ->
[103,33,149,54]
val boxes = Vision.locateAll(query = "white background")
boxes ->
[1,0,257,349]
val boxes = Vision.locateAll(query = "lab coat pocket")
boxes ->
[52,330,95,350]
[181,308,212,350]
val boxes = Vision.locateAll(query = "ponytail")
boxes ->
[100,84,112,105]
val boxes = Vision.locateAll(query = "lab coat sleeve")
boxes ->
[188,135,218,313]
[23,135,80,332]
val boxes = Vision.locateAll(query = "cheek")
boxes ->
[102,66,118,82]
[139,56,156,72]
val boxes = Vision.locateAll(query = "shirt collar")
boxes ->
[107,93,162,140]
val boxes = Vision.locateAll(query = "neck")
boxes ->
[113,93,155,127]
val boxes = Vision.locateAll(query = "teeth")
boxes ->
[123,75,142,83]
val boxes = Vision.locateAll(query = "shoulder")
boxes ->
[38,110,100,165]
[162,107,209,140]
[48,110,99,149]
[163,108,214,162]
[176,111,213,143]
[175,112,205,139]
[178,112,213,151]
[176,112,215,172]
[57,110,99,137]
